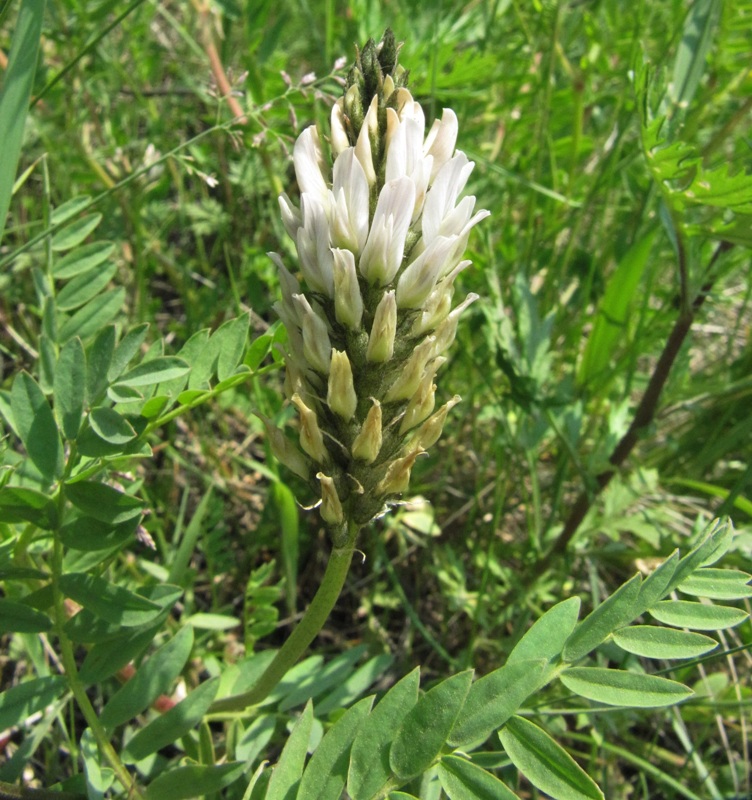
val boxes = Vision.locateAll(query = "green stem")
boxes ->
[209,519,360,714]
[50,530,143,799]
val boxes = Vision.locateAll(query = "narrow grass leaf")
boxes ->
[562,574,641,663]
[54,337,86,439]
[297,695,374,800]
[266,700,314,800]
[0,0,45,244]
[100,626,194,729]
[65,480,143,524]
[578,230,657,385]
[314,653,394,716]
[11,372,64,483]
[650,600,748,631]
[559,667,692,707]
[144,762,246,800]
[0,676,66,733]
[677,568,752,600]
[0,599,52,633]
[278,645,367,712]
[123,676,220,763]
[168,487,213,586]
[59,572,161,626]
[236,713,276,765]
[390,669,474,780]
[58,288,125,343]
[613,626,718,659]
[348,667,420,800]
[117,356,190,388]
[508,597,581,665]
[51,213,103,251]
[439,755,520,800]
[448,660,546,748]
[89,407,137,444]
[53,241,115,278]
[0,486,58,529]
[498,716,603,800]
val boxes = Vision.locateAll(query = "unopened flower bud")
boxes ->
[355,96,378,185]
[384,336,437,403]
[293,294,332,374]
[366,290,397,362]
[332,248,363,329]
[327,350,358,420]
[330,100,350,158]
[376,448,424,496]
[351,399,382,463]
[411,395,461,450]
[399,358,445,434]
[291,393,328,463]
[317,472,344,525]
[256,413,310,480]
[344,83,364,132]
[433,293,479,354]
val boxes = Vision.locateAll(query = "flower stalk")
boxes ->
[219,31,487,710]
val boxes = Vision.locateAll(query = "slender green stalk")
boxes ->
[50,529,143,799]
[209,519,360,714]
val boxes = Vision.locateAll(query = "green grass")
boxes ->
[1,1,751,798]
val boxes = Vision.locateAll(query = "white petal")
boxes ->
[293,126,329,201]
[359,177,415,286]
[330,100,350,159]
[297,194,334,296]
[396,235,458,309]
[354,96,378,185]
[278,193,302,240]
[424,108,458,181]
[330,148,370,254]
[422,153,474,243]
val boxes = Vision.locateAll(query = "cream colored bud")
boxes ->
[354,96,377,185]
[433,293,479,354]
[411,395,461,450]
[399,358,446,434]
[293,294,332,374]
[255,413,309,480]
[376,448,424,496]
[382,74,395,99]
[351,399,382,463]
[366,290,397,363]
[317,472,344,525]
[327,350,357,420]
[384,336,437,403]
[291,393,328,463]
[332,248,363,329]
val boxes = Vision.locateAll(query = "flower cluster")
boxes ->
[262,31,488,542]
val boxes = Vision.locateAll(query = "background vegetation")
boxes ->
[1,0,750,798]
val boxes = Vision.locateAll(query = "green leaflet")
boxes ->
[390,670,473,781]
[562,574,641,663]
[265,701,314,800]
[11,372,64,483]
[508,597,581,665]
[613,626,718,659]
[123,677,220,763]
[448,660,547,749]
[348,667,420,800]
[499,716,603,800]
[650,600,748,631]
[297,695,374,800]
[99,626,194,729]
[0,676,67,731]
[559,667,693,708]
[144,762,246,800]
[439,755,520,800]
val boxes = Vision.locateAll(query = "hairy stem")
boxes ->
[209,519,360,714]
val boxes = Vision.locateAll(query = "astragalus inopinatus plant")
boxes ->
[264,29,488,545]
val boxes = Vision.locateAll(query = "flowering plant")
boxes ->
[263,30,488,541]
